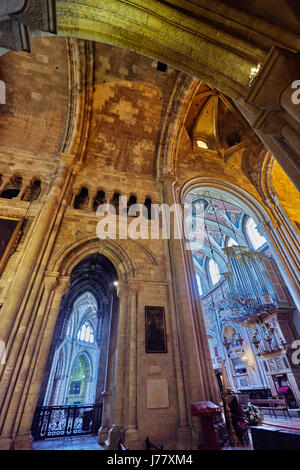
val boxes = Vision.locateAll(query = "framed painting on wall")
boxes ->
[145,306,167,353]
[0,217,23,275]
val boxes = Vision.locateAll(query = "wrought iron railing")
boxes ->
[31,403,103,440]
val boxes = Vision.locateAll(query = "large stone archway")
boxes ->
[179,176,300,315]
[53,1,300,188]
[0,236,137,450]
[55,0,298,96]
[1,3,300,183]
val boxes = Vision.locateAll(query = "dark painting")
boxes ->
[145,306,167,353]
[0,217,22,274]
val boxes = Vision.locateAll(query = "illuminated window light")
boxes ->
[196,139,208,149]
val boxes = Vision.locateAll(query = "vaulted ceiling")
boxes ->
[0,35,268,189]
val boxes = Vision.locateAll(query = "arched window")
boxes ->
[74,187,89,209]
[77,321,94,344]
[196,272,203,295]
[93,190,106,211]
[246,217,266,250]
[208,258,220,285]
[66,356,87,404]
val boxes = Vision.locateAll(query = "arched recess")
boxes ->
[36,251,118,412]
[180,177,300,327]
[22,235,160,449]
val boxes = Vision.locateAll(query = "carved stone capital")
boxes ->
[44,271,60,290]
[246,47,300,111]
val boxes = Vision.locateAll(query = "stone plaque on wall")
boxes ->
[146,378,169,409]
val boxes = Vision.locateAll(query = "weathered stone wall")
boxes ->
[0,35,298,450]
[0,37,69,162]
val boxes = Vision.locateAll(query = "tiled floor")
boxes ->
[33,435,104,450]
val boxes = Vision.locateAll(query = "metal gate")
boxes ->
[31,403,103,440]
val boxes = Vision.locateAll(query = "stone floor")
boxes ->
[33,415,300,450]
[263,415,300,431]
[33,435,104,450]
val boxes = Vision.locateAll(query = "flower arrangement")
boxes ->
[243,402,264,426]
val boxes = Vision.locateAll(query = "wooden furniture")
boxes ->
[251,426,300,450]
[250,398,291,418]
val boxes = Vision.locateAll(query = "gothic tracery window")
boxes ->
[77,321,94,344]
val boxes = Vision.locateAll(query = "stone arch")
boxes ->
[180,175,300,324]
[156,75,197,179]
[51,235,159,280]
[53,2,300,190]
[55,1,298,98]
[51,236,135,281]
[180,176,272,226]
[71,350,93,382]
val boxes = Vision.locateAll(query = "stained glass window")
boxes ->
[77,322,94,343]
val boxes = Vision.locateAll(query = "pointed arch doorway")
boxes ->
[32,253,119,441]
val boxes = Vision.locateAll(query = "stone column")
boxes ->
[163,234,191,449]
[98,294,118,444]
[2,272,64,449]
[124,282,139,447]
[257,220,300,313]
[105,284,129,450]
[0,154,73,450]
[244,47,300,190]
[287,372,300,407]
[0,156,72,342]
[16,178,31,200]
[286,347,300,407]
[162,175,219,448]
[88,190,97,210]
[0,174,10,195]
[281,83,300,124]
